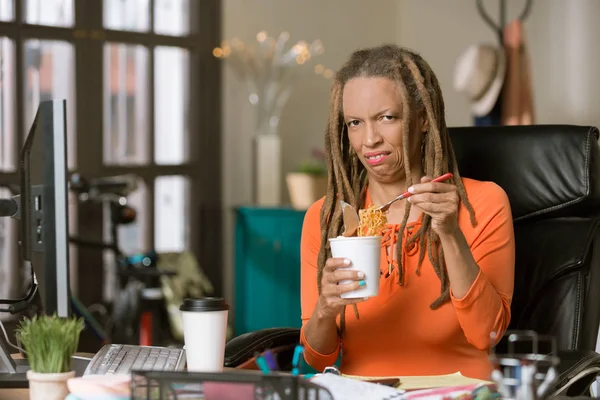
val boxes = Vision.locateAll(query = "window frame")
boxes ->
[0,0,223,308]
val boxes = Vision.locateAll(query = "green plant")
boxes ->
[297,148,327,176]
[16,314,85,373]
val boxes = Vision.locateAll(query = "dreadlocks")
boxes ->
[317,44,477,333]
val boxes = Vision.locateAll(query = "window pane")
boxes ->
[24,40,76,169]
[69,191,78,294]
[0,188,17,301]
[154,47,189,165]
[154,0,189,36]
[0,0,13,21]
[114,179,148,255]
[154,176,189,252]
[25,0,73,27]
[101,178,148,302]
[0,38,15,172]
[103,43,149,165]
[104,0,149,32]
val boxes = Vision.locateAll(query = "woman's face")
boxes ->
[342,76,426,184]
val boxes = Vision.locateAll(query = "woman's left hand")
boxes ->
[407,176,459,237]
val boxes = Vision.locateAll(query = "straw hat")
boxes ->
[453,44,506,117]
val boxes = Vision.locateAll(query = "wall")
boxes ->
[396,0,600,128]
[220,0,398,315]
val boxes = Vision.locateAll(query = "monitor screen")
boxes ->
[20,99,71,317]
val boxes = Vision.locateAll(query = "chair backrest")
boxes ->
[449,125,600,351]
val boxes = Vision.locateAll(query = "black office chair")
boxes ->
[225,125,600,396]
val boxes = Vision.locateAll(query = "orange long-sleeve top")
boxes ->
[299,178,515,380]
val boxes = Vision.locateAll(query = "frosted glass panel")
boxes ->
[0,0,13,21]
[103,43,149,165]
[0,38,15,172]
[104,0,149,32]
[114,180,148,255]
[154,176,189,252]
[24,40,76,169]
[25,0,74,27]
[154,0,189,36]
[154,47,189,165]
[0,188,17,301]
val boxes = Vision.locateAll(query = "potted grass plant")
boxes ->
[286,148,328,210]
[16,314,85,400]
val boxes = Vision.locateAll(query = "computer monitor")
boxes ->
[0,99,84,387]
[20,99,71,317]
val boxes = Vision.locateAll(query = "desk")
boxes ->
[0,353,242,400]
[0,387,25,400]
[0,353,95,400]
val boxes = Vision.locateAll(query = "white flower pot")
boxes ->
[286,173,328,210]
[27,370,75,400]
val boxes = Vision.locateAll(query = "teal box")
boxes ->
[234,207,306,335]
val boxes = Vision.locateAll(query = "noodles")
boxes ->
[357,206,387,237]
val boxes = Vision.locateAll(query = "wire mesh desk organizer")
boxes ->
[130,370,334,400]
[490,330,559,400]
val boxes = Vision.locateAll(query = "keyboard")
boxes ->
[84,344,186,375]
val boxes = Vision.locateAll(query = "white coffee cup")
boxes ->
[180,297,229,372]
[328,236,382,298]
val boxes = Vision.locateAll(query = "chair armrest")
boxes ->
[224,328,300,368]
[550,349,600,397]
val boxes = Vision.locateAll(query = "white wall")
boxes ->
[221,0,398,313]
[396,0,600,128]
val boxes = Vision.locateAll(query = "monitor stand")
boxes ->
[0,334,91,388]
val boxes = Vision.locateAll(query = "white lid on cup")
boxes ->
[179,297,229,312]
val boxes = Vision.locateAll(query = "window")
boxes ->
[154,46,189,165]
[0,0,12,21]
[0,38,15,172]
[103,0,149,32]
[154,0,189,36]
[0,1,221,311]
[117,180,149,256]
[103,43,149,165]
[24,0,74,27]
[154,175,189,253]
[24,39,76,169]
[0,188,16,301]
[102,178,148,301]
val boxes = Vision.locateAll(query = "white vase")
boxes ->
[253,135,282,207]
[286,173,328,210]
[27,370,75,400]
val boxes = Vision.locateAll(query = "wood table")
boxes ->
[0,354,243,399]
[0,353,95,400]
[0,387,26,400]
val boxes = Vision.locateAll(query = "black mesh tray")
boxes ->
[130,369,333,400]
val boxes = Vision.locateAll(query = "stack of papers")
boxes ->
[310,373,405,399]
[343,371,490,390]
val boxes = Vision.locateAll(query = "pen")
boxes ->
[255,353,271,374]
[263,350,279,371]
[291,345,304,376]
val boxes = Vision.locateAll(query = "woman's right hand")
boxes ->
[316,257,367,320]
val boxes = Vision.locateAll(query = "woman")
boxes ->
[300,44,515,380]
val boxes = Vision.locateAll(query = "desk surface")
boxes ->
[0,388,25,400]
[0,354,243,400]
[0,353,95,400]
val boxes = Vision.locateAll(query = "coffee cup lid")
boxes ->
[179,297,229,312]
